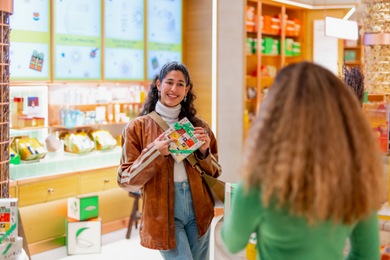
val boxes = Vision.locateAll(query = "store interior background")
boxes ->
[3,0,387,259]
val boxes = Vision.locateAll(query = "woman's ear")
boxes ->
[156,80,161,92]
[185,86,190,95]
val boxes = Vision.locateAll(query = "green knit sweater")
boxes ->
[221,181,380,260]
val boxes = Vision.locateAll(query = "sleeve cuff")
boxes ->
[196,148,210,161]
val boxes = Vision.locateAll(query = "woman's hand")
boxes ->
[194,127,210,158]
[154,133,176,156]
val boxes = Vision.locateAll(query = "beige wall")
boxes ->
[183,0,213,126]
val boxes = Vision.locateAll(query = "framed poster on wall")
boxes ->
[104,0,145,81]
[10,0,51,81]
[53,0,102,81]
[147,0,182,79]
[313,19,338,75]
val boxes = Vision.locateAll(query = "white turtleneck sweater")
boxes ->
[155,101,188,182]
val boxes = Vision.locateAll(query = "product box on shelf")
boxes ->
[246,38,253,54]
[66,217,101,255]
[344,50,357,61]
[285,38,294,56]
[263,38,280,54]
[163,117,205,163]
[246,6,256,32]
[262,15,272,33]
[224,183,237,220]
[271,17,280,34]
[293,42,301,56]
[68,194,99,221]
[294,18,301,36]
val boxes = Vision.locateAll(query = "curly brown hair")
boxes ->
[242,62,385,224]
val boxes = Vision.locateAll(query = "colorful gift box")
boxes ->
[66,217,101,255]
[68,194,99,221]
[293,42,301,56]
[15,138,47,161]
[0,199,18,243]
[0,237,23,260]
[163,117,205,163]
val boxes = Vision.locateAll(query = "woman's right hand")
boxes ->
[154,133,176,156]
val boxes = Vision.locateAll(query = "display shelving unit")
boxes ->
[343,25,364,69]
[245,0,306,134]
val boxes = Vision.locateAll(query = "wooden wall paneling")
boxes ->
[183,0,213,126]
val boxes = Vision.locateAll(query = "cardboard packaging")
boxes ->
[163,117,205,163]
[224,183,237,220]
[68,195,99,221]
[0,199,18,242]
[246,6,256,32]
[66,217,101,255]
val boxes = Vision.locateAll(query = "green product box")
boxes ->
[285,38,294,56]
[10,154,20,165]
[274,39,281,55]
[262,37,274,54]
[251,38,258,54]
[224,183,237,220]
[344,50,357,61]
[246,38,253,54]
[293,42,301,56]
[68,194,99,221]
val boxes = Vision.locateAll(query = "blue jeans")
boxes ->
[160,180,210,260]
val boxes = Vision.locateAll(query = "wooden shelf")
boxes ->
[246,53,257,56]
[261,31,280,36]
[344,46,362,49]
[246,98,258,103]
[246,75,257,79]
[50,122,128,129]
[11,126,47,130]
[262,54,280,57]
[345,60,362,65]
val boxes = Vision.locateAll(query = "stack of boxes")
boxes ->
[66,194,101,255]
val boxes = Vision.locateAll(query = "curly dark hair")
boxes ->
[139,62,201,126]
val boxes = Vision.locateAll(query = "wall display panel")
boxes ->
[104,0,145,81]
[10,0,51,81]
[54,0,102,81]
[147,0,182,79]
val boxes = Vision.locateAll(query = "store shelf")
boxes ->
[50,122,128,129]
[261,31,280,36]
[11,126,47,130]
[10,147,122,180]
[344,45,362,49]
[246,98,257,103]
[345,60,362,65]
[246,75,257,80]
[262,54,280,57]
[246,53,257,57]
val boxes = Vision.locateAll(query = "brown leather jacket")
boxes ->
[117,114,222,250]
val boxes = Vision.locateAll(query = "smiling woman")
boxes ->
[118,61,222,260]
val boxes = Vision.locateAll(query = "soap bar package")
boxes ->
[163,117,205,163]
[68,194,99,221]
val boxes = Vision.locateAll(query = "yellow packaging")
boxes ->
[90,130,117,150]
[63,132,95,154]
[16,138,47,161]
[246,233,257,260]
